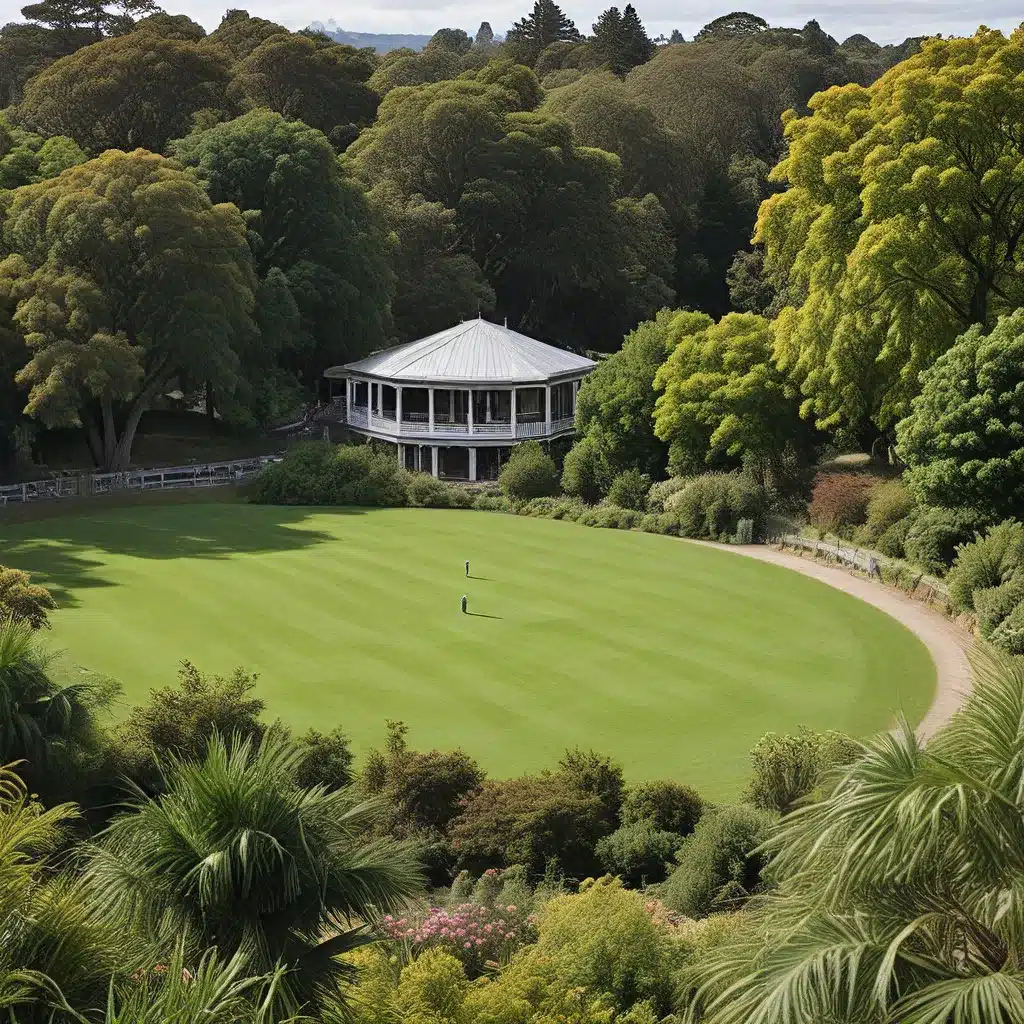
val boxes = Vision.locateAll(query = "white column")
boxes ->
[396,386,402,426]
[486,391,492,423]
[450,389,455,425]
[510,387,517,438]
[397,444,403,466]
[428,389,434,433]
[431,446,439,478]
[469,447,477,482]
[467,389,474,434]
[544,385,552,434]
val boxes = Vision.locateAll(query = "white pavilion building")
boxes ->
[323,318,595,481]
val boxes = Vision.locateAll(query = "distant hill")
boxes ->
[307,21,433,52]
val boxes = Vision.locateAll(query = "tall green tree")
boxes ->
[1,149,256,470]
[16,24,230,152]
[228,32,378,135]
[170,109,393,391]
[896,309,1024,525]
[653,311,813,478]
[694,652,1024,1023]
[505,0,580,67]
[88,732,423,1011]
[369,181,494,341]
[572,308,684,482]
[591,5,652,75]
[760,28,1024,433]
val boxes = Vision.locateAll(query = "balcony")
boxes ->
[346,407,572,441]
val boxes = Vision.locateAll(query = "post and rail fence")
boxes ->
[0,455,282,507]
[776,532,949,605]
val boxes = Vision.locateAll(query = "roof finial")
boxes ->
[478,309,481,319]
[504,316,508,328]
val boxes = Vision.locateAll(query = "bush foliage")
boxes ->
[499,440,559,501]
[620,779,703,836]
[658,805,776,918]
[252,442,410,506]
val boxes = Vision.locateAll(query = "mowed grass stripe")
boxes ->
[0,504,936,799]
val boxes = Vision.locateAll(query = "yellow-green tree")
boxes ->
[653,312,811,478]
[1,150,256,470]
[759,28,1024,433]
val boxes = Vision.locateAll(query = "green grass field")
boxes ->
[0,503,935,799]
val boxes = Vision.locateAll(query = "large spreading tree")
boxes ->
[15,20,231,152]
[1,149,257,470]
[654,311,813,479]
[760,27,1024,434]
[170,109,394,405]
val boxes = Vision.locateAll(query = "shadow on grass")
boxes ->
[465,611,502,619]
[0,499,359,608]
[467,575,493,581]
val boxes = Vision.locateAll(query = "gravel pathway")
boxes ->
[691,542,974,740]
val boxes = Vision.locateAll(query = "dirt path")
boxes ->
[692,542,973,740]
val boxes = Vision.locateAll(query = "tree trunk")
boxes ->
[82,411,104,467]
[969,274,990,327]
[108,395,150,471]
[100,395,117,469]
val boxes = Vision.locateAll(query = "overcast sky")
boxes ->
[2,0,1019,46]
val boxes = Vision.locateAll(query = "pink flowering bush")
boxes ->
[379,901,536,976]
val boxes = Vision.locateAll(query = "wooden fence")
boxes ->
[0,456,281,507]
[778,533,949,604]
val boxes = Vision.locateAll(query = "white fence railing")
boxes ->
[778,533,949,602]
[0,456,281,507]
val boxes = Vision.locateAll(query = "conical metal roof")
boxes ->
[337,319,595,384]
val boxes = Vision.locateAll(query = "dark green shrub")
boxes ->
[407,473,473,508]
[292,726,354,790]
[561,434,609,503]
[449,773,612,879]
[559,747,624,826]
[672,473,765,541]
[974,578,1024,637]
[744,728,859,815]
[658,805,776,918]
[499,441,559,501]
[252,441,410,506]
[113,661,265,793]
[596,822,679,887]
[620,780,703,836]
[363,721,485,884]
[946,520,1024,612]
[903,505,982,575]
[607,469,651,511]
[876,518,910,559]
[860,478,915,545]
[735,518,754,544]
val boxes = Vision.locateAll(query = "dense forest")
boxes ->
[0,0,926,473]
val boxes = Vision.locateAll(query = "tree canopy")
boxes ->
[170,109,394,408]
[761,27,1024,433]
[1,149,256,469]
[896,310,1024,524]
[16,25,231,152]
